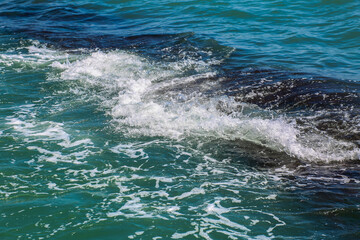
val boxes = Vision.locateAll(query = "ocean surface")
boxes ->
[0,0,359,239]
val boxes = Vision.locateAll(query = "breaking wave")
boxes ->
[25,39,356,163]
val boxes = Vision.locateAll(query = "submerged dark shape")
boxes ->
[216,69,360,146]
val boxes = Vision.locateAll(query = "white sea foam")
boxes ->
[110,143,148,159]
[5,43,357,163]
[4,41,359,240]
[47,49,360,162]
[6,104,97,164]
[0,41,70,70]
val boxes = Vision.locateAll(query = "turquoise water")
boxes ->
[1,0,359,239]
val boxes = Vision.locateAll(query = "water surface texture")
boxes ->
[0,0,359,239]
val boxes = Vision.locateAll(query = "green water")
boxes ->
[0,0,359,239]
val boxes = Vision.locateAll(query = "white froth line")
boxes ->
[239,209,286,234]
[172,227,199,239]
[169,187,205,200]
[110,144,149,159]
[255,194,277,201]
[47,182,63,191]
[27,146,87,164]
[153,177,173,188]
[203,216,251,232]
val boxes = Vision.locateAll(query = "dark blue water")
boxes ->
[0,0,359,239]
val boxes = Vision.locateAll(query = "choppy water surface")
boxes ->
[0,0,359,239]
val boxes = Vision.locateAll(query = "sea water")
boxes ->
[0,0,359,239]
